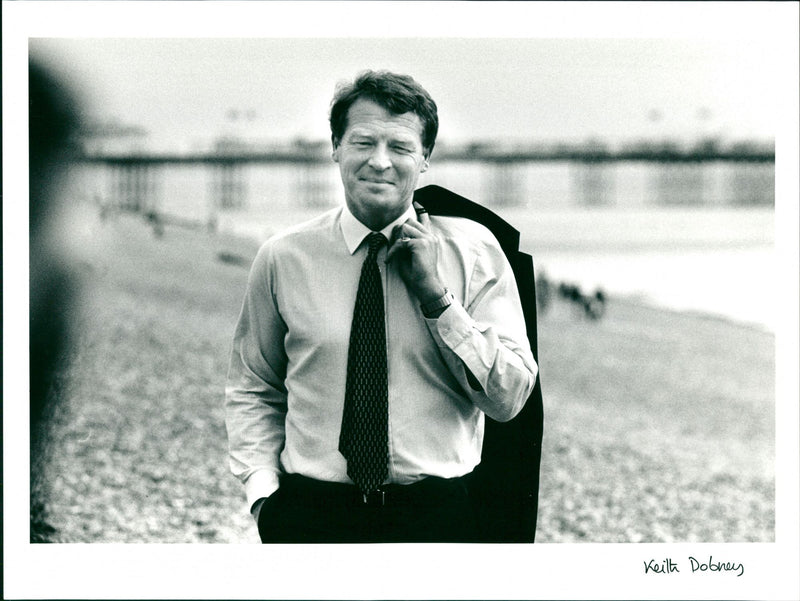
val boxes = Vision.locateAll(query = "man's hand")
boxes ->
[386,202,446,304]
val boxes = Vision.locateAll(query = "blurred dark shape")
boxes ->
[584,289,607,320]
[29,59,82,542]
[145,210,164,238]
[535,270,551,313]
[557,282,606,321]
[558,281,583,304]
[216,250,251,268]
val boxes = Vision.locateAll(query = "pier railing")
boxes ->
[76,144,775,166]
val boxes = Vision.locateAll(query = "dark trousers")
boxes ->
[258,473,479,543]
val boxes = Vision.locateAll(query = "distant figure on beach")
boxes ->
[536,270,552,313]
[225,70,538,543]
[557,281,606,320]
[585,289,606,320]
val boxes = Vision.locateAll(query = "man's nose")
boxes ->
[367,143,391,170]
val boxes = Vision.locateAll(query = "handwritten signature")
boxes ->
[644,556,744,577]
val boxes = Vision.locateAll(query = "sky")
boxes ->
[29,35,782,151]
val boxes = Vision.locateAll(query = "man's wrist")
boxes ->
[421,288,454,318]
[415,278,447,304]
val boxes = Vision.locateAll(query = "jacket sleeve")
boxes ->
[224,241,289,510]
[424,237,537,422]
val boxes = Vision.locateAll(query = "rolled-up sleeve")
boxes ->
[424,238,537,422]
[224,242,289,509]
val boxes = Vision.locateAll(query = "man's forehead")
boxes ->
[344,99,424,137]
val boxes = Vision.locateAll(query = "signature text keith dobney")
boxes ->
[643,556,744,577]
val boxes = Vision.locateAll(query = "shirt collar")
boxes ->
[340,203,418,255]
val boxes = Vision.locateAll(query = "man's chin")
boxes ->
[347,193,411,227]
[355,189,400,207]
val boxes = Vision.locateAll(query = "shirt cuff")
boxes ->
[423,299,475,350]
[244,469,281,511]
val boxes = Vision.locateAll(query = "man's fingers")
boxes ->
[387,225,408,262]
[401,218,426,234]
[413,201,431,227]
[387,208,433,263]
[390,224,404,245]
[385,236,410,263]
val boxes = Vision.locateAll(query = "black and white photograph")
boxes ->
[4,1,799,599]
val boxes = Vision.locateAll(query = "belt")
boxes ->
[281,473,468,508]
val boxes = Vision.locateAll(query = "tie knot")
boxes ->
[366,232,387,258]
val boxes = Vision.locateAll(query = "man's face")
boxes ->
[333,98,429,230]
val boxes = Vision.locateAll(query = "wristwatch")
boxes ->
[421,288,454,318]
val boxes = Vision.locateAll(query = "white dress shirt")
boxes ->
[225,203,538,510]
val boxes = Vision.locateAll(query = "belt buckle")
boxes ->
[362,489,386,507]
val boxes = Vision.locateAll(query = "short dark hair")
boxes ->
[329,70,439,158]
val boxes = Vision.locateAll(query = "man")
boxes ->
[225,70,538,543]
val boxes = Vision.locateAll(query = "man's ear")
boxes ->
[331,137,340,162]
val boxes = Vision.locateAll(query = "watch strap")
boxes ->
[420,289,454,317]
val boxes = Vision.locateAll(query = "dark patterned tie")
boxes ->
[339,232,389,494]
